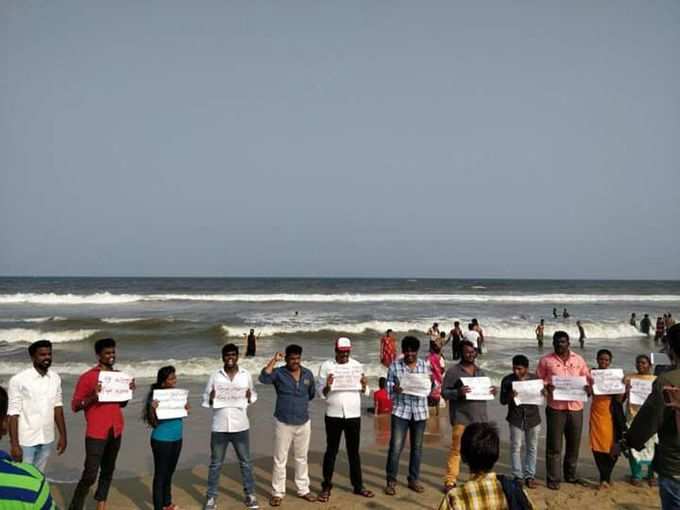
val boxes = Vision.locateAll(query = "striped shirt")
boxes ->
[0,451,56,510]
[387,358,431,421]
[438,472,509,510]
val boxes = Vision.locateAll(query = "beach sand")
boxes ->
[32,383,661,510]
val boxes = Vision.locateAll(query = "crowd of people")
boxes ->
[2,320,680,510]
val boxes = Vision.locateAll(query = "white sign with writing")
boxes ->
[513,379,545,406]
[330,364,363,392]
[213,382,249,409]
[630,378,654,406]
[651,352,671,365]
[552,376,588,402]
[461,376,494,400]
[153,389,189,420]
[399,372,432,398]
[592,369,625,395]
[98,371,133,402]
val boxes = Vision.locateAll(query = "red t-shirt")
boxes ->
[71,367,125,439]
[373,388,392,415]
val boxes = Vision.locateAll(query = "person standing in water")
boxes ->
[553,308,558,319]
[446,322,464,361]
[640,314,652,337]
[535,320,545,348]
[630,313,637,328]
[244,329,258,357]
[563,308,570,319]
[577,321,586,349]
[655,317,665,343]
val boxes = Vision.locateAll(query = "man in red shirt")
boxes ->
[380,330,397,369]
[536,330,591,490]
[69,338,135,510]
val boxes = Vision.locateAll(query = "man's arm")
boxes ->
[308,372,316,401]
[202,373,216,408]
[7,376,24,461]
[259,352,283,384]
[72,373,98,413]
[54,406,67,454]
[441,368,461,401]
[627,378,666,450]
[499,375,512,406]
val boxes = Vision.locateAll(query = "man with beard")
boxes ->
[8,340,67,473]
[69,338,135,510]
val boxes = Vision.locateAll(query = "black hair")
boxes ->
[429,340,438,352]
[28,339,52,357]
[433,322,439,327]
[0,385,7,419]
[512,355,529,367]
[378,377,387,389]
[666,324,680,359]
[285,344,303,357]
[552,330,569,344]
[439,331,446,338]
[386,329,392,334]
[94,337,116,354]
[596,349,613,360]
[454,321,460,326]
[472,318,479,325]
[460,340,475,352]
[222,343,238,357]
[461,422,499,473]
[401,335,420,352]
[635,354,651,365]
[142,365,176,427]
[468,323,475,330]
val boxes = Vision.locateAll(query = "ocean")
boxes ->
[1,277,679,386]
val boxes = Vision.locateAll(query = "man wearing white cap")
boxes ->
[316,337,375,502]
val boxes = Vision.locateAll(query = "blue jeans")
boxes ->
[509,424,540,480]
[207,430,254,497]
[385,415,426,483]
[659,477,680,510]
[22,442,53,473]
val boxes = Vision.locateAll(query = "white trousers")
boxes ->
[272,418,311,497]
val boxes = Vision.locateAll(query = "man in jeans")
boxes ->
[8,339,67,472]
[259,344,316,506]
[69,338,135,510]
[441,340,496,491]
[620,324,680,510]
[384,335,432,495]
[316,337,374,502]
[202,343,258,510]
[536,331,591,490]
[500,354,542,488]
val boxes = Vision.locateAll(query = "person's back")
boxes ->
[0,452,56,509]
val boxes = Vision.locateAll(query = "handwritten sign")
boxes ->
[552,376,588,402]
[630,378,654,406]
[651,352,671,365]
[153,389,189,420]
[213,382,248,409]
[461,376,494,401]
[591,369,625,395]
[98,371,133,402]
[400,373,431,398]
[330,364,363,392]
[513,379,545,406]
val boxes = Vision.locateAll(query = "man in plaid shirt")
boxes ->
[384,336,432,495]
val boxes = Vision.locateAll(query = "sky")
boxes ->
[1,2,679,279]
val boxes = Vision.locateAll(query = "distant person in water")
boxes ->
[437,331,447,351]
[553,308,558,319]
[655,317,665,343]
[380,330,397,369]
[462,323,480,354]
[577,321,586,349]
[535,320,545,348]
[563,308,570,319]
[244,329,258,357]
[427,323,440,342]
[630,313,637,328]
[472,319,485,355]
[640,314,652,337]
[446,322,464,361]
[666,314,675,330]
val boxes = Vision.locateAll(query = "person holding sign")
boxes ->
[536,331,591,490]
[69,338,135,510]
[441,340,496,491]
[259,345,316,506]
[623,354,657,486]
[142,366,189,510]
[589,350,626,489]
[499,355,542,488]
[384,336,432,496]
[316,337,373,502]
[202,343,258,510]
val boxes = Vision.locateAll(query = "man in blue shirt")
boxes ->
[259,344,316,507]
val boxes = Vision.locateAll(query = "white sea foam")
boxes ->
[0,317,68,323]
[101,317,148,324]
[0,328,98,344]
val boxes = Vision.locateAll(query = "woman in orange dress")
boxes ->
[590,349,626,488]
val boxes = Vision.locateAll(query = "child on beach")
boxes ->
[373,377,392,415]
[624,354,657,486]
[143,366,188,510]
[428,340,445,414]
[589,349,626,489]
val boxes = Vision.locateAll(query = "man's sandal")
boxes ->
[298,493,316,502]
[269,496,282,507]
[353,488,374,498]
[317,489,330,503]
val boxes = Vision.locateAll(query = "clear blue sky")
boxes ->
[1,2,679,279]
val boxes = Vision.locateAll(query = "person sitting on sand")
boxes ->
[438,422,534,510]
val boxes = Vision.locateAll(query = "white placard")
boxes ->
[399,372,431,398]
[630,378,654,406]
[651,352,671,365]
[153,389,189,420]
[212,382,249,409]
[512,379,545,406]
[330,364,363,391]
[552,376,588,402]
[98,371,133,402]
[592,369,625,395]
[460,376,494,401]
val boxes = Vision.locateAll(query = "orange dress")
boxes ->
[590,395,614,453]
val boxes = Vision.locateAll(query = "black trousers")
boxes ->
[69,431,122,510]
[593,451,618,483]
[322,416,362,491]
[152,439,183,510]
[545,408,583,483]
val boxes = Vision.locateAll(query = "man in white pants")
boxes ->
[259,344,316,506]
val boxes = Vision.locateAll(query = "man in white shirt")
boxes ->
[8,339,67,473]
[316,337,374,502]
[202,343,259,510]
[462,323,480,352]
